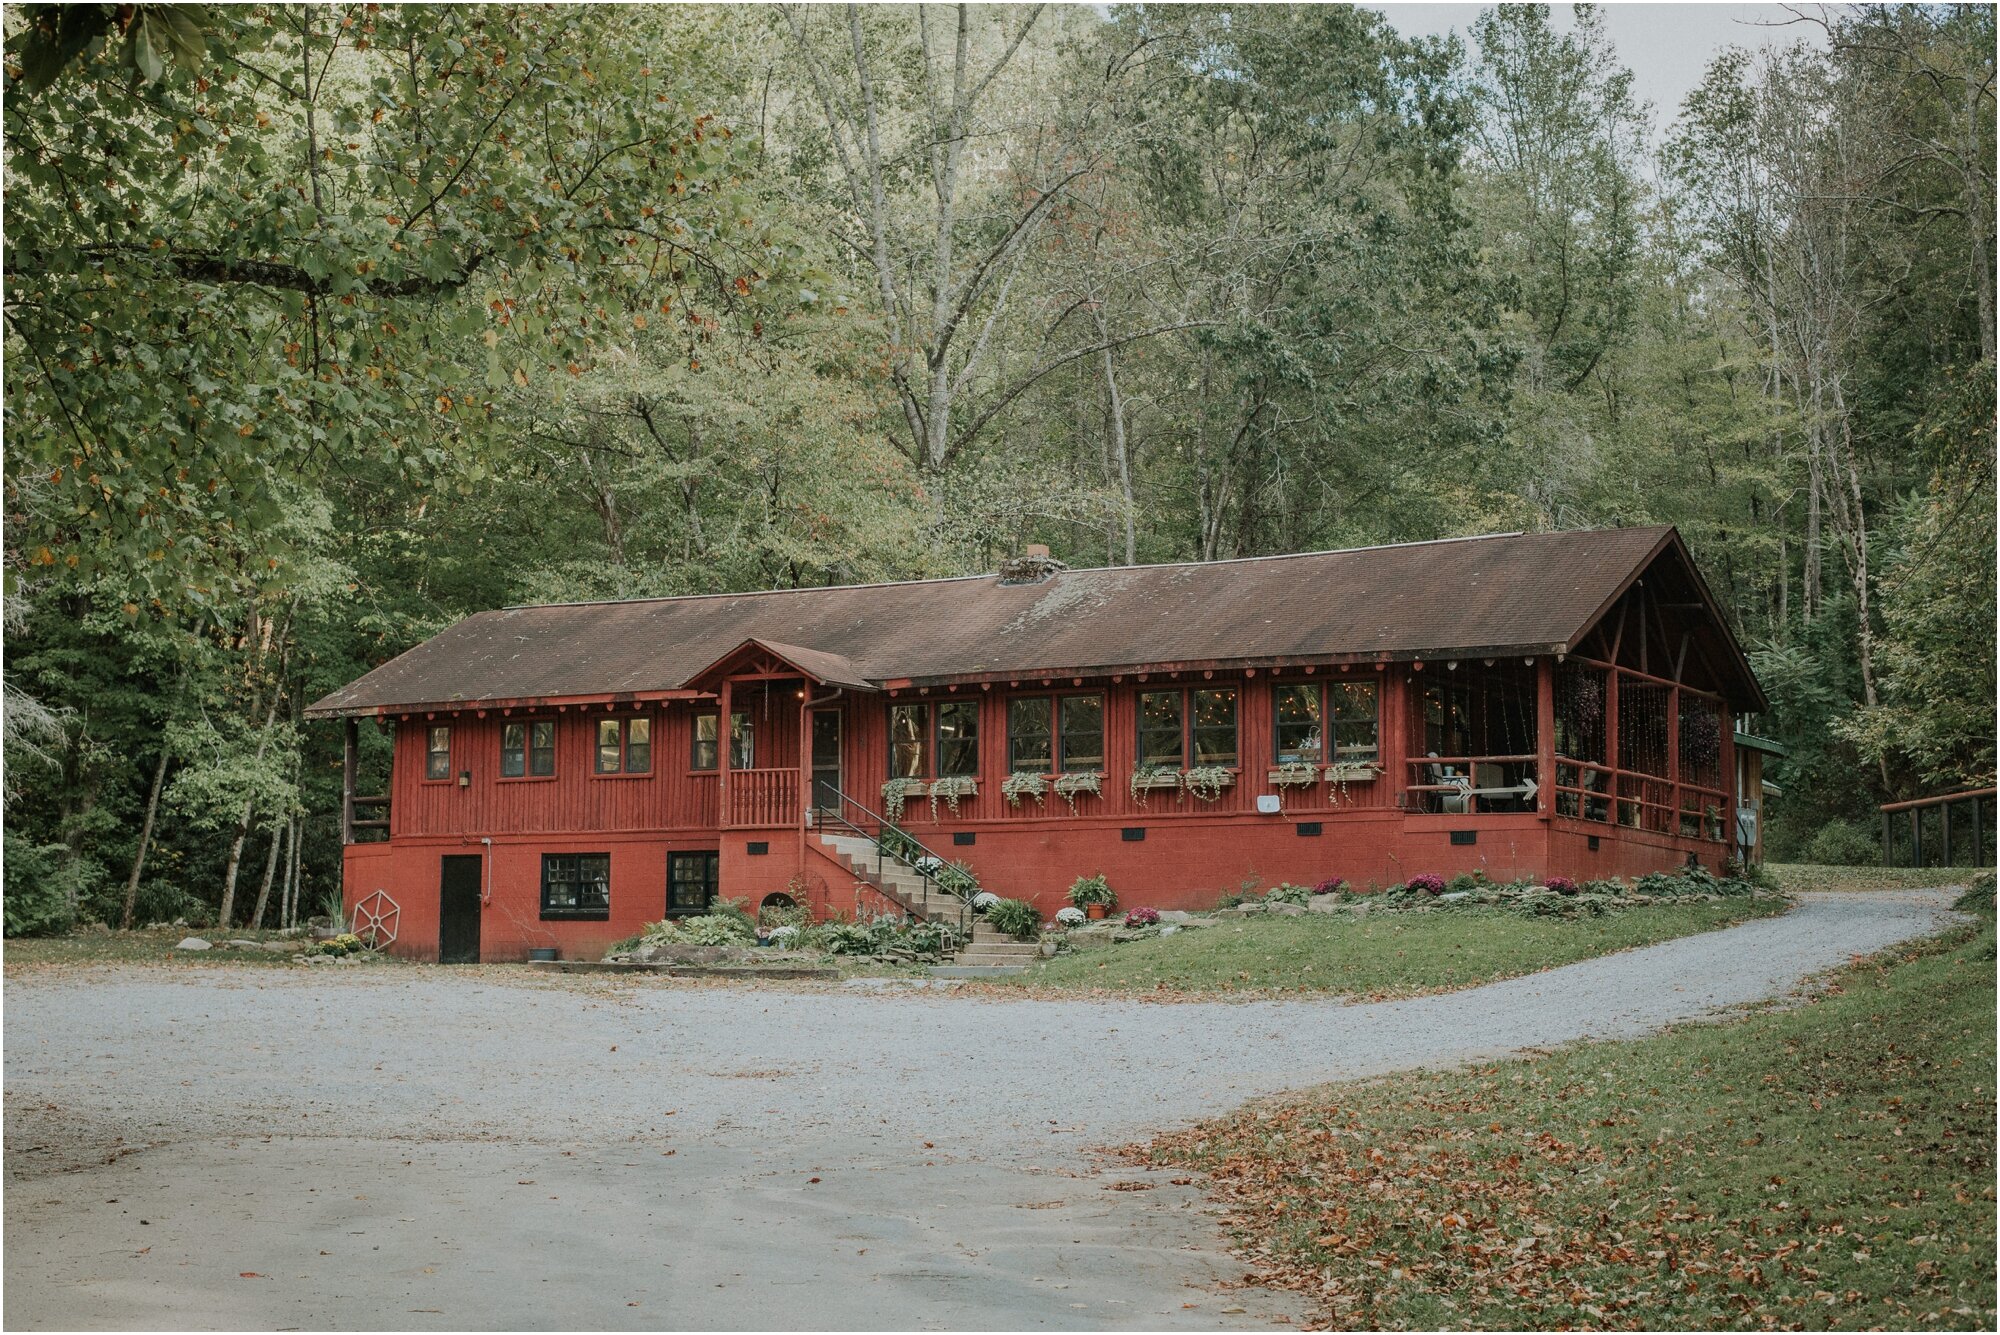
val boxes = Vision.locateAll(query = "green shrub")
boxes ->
[303,932,366,958]
[1954,872,1995,915]
[1446,871,1489,895]
[1066,874,1116,909]
[1264,883,1313,905]
[2,831,83,937]
[984,897,1042,938]
[1802,818,1880,867]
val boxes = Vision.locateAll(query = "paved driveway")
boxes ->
[3,890,1959,1330]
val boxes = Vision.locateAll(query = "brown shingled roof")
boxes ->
[307,526,1762,717]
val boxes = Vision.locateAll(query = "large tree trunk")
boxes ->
[249,817,286,930]
[214,685,285,931]
[1095,312,1136,565]
[120,746,171,929]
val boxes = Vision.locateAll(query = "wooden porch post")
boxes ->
[1605,667,1621,823]
[1535,658,1555,821]
[341,716,358,847]
[1666,684,1681,837]
[718,677,733,829]
[1941,798,1954,867]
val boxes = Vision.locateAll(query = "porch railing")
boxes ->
[1552,758,1727,842]
[812,784,974,934]
[1881,788,1996,868]
[1404,754,1539,814]
[727,767,799,828]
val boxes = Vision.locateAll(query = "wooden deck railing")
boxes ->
[726,768,800,828]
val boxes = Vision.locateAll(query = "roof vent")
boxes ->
[998,543,1067,586]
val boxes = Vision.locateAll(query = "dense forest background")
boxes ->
[4,2,1993,932]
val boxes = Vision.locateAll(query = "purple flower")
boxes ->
[1545,876,1579,896]
[1124,907,1161,927]
[1405,873,1447,896]
[1313,876,1347,897]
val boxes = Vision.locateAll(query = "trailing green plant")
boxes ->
[1270,760,1320,788]
[1184,764,1232,802]
[1053,770,1102,813]
[1000,771,1049,808]
[1066,873,1117,909]
[929,774,977,819]
[1129,764,1180,806]
[983,897,1042,938]
[880,777,923,823]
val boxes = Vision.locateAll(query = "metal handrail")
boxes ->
[811,784,974,934]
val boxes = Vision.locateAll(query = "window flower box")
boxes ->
[1323,762,1382,783]
[1130,770,1184,790]
[1267,762,1321,788]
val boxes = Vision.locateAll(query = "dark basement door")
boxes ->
[438,854,482,963]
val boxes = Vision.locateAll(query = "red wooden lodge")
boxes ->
[306,526,1769,962]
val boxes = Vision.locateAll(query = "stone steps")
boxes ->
[814,830,1038,971]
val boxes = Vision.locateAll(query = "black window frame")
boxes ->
[424,725,452,781]
[1272,683,1325,765]
[540,852,611,920]
[667,850,719,917]
[593,715,653,776]
[1137,687,1239,768]
[1007,693,1105,773]
[691,711,719,771]
[1327,680,1380,764]
[888,699,981,780]
[500,719,557,779]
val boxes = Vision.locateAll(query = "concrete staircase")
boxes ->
[949,923,1042,969]
[814,830,1032,973]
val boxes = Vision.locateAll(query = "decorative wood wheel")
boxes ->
[351,890,400,950]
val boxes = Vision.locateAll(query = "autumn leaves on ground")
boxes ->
[1133,890,1997,1331]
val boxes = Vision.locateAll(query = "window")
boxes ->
[1191,690,1238,765]
[936,701,978,777]
[1273,685,1324,765]
[667,851,718,916]
[1137,689,1238,768]
[1008,698,1052,771]
[1059,695,1104,771]
[425,726,451,781]
[541,853,610,919]
[691,712,718,770]
[889,703,927,778]
[594,717,652,775]
[501,720,556,778]
[729,711,754,769]
[1328,681,1379,763]
[1137,691,1184,767]
[890,700,981,779]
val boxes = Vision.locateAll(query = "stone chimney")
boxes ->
[998,542,1068,586]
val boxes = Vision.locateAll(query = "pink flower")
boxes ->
[1405,873,1447,896]
[1124,907,1161,927]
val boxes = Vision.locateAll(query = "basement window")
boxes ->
[541,853,610,920]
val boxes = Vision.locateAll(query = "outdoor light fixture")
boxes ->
[458,770,471,788]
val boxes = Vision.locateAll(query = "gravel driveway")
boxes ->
[4,890,1960,1330]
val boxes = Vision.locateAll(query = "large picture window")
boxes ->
[1006,694,1104,772]
[594,717,652,775]
[1138,689,1237,768]
[501,720,556,778]
[425,725,451,781]
[541,853,610,919]
[1275,681,1379,766]
[890,701,980,779]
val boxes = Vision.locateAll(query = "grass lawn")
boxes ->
[2,925,391,971]
[1133,909,1996,1330]
[1766,862,1985,894]
[991,898,1790,1000]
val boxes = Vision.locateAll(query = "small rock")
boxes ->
[1039,940,1059,957]
[1306,898,1343,914]
[224,939,260,949]
[257,941,296,953]
[1266,902,1305,917]
[175,937,211,951]
[335,954,360,965]
[306,954,336,965]
[1159,924,1179,936]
